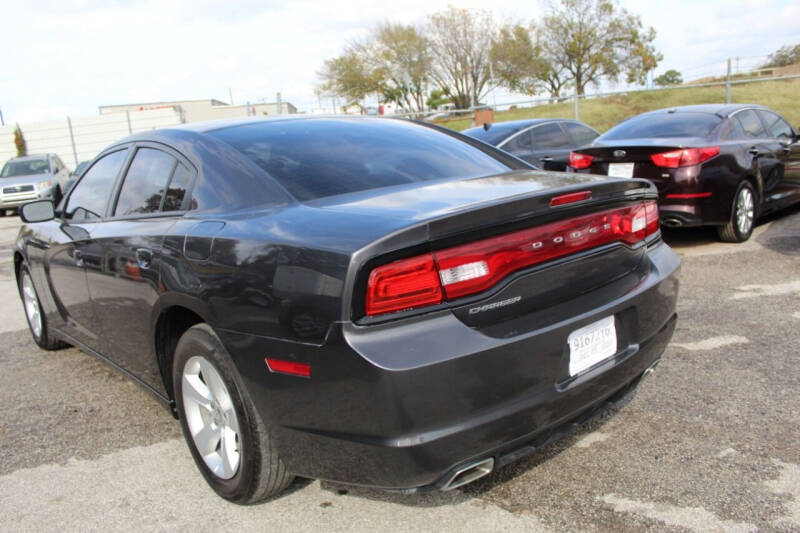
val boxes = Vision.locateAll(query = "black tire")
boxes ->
[0,210,6,217]
[717,181,756,243]
[173,323,293,503]
[17,265,68,350]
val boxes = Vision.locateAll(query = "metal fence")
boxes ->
[0,108,184,170]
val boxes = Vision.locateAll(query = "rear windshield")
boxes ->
[1,158,50,177]
[210,119,513,201]
[600,113,722,140]
[462,124,523,145]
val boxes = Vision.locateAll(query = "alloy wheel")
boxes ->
[736,187,754,236]
[21,273,42,339]
[182,355,241,479]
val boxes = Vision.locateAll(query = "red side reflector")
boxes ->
[266,358,311,378]
[665,192,712,199]
[650,147,720,168]
[551,190,592,206]
[568,152,594,169]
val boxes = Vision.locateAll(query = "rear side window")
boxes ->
[114,148,177,216]
[65,149,128,221]
[563,122,599,146]
[734,110,766,138]
[210,119,513,201]
[757,110,793,139]
[503,131,532,153]
[601,113,722,140]
[531,123,572,149]
[163,163,193,211]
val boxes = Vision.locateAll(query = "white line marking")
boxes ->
[672,336,749,351]
[574,431,610,448]
[600,493,756,533]
[730,281,800,300]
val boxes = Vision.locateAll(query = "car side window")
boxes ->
[114,148,177,216]
[734,110,766,138]
[757,110,793,139]
[563,122,599,146]
[163,163,193,211]
[531,123,572,149]
[503,131,532,153]
[64,149,128,221]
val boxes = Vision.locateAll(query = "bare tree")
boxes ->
[427,7,494,109]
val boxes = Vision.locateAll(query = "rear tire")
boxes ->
[173,324,293,503]
[717,181,756,243]
[17,265,68,350]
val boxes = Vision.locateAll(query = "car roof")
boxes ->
[8,154,51,162]
[633,104,770,119]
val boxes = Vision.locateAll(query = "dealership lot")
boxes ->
[0,210,798,532]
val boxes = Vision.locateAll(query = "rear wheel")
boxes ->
[717,181,755,243]
[18,265,67,350]
[173,324,293,503]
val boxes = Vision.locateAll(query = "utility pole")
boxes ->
[276,92,282,115]
[725,58,732,104]
[573,94,579,121]
[0,107,4,126]
[229,88,234,106]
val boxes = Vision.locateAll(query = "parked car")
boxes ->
[64,160,91,195]
[0,153,69,215]
[568,104,800,242]
[463,119,600,170]
[15,117,679,503]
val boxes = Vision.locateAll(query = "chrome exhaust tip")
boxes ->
[661,218,682,228]
[441,457,495,491]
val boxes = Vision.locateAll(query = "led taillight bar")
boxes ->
[365,201,659,316]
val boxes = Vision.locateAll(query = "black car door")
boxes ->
[87,143,195,390]
[529,122,575,171]
[45,148,130,348]
[756,110,800,205]
[732,109,785,207]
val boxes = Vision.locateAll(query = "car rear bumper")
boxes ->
[218,241,680,490]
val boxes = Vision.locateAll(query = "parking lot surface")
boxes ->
[0,209,798,532]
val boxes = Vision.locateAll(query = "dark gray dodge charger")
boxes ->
[14,117,679,503]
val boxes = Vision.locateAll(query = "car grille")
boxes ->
[3,185,35,194]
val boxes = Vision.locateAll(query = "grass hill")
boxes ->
[437,78,800,133]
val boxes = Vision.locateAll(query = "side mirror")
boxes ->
[20,200,55,223]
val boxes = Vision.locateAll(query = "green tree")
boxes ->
[761,43,800,68]
[317,23,432,112]
[426,89,450,109]
[427,7,494,109]
[539,0,662,95]
[654,69,683,86]
[490,24,569,98]
[13,124,26,157]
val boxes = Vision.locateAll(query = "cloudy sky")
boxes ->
[2,0,799,123]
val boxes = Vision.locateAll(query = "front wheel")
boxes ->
[18,265,67,350]
[717,181,756,242]
[173,324,293,503]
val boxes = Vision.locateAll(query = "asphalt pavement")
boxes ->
[0,207,798,533]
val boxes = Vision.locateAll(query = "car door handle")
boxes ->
[540,156,553,162]
[749,147,761,157]
[73,249,84,267]
[136,248,153,269]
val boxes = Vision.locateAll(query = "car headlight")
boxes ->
[36,180,52,190]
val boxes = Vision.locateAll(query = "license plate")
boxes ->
[568,316,617,376]
[607,162,634,178]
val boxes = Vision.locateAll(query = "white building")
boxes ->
[99,98,297,123]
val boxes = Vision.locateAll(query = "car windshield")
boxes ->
[600,113,722,140]
[210,119,514,201]
[462,124,524,145]
[0,159,50,178]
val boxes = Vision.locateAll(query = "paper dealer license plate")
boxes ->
[607,162,634,178]
[568,316,617,376]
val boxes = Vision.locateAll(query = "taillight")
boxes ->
[365,254,443,315]
[365,201,660,316]
[568,152,594,169]
[650,147,719,168]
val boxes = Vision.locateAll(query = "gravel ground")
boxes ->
[0,206,798,533]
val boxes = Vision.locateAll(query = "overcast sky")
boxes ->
[2,0,799,123]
